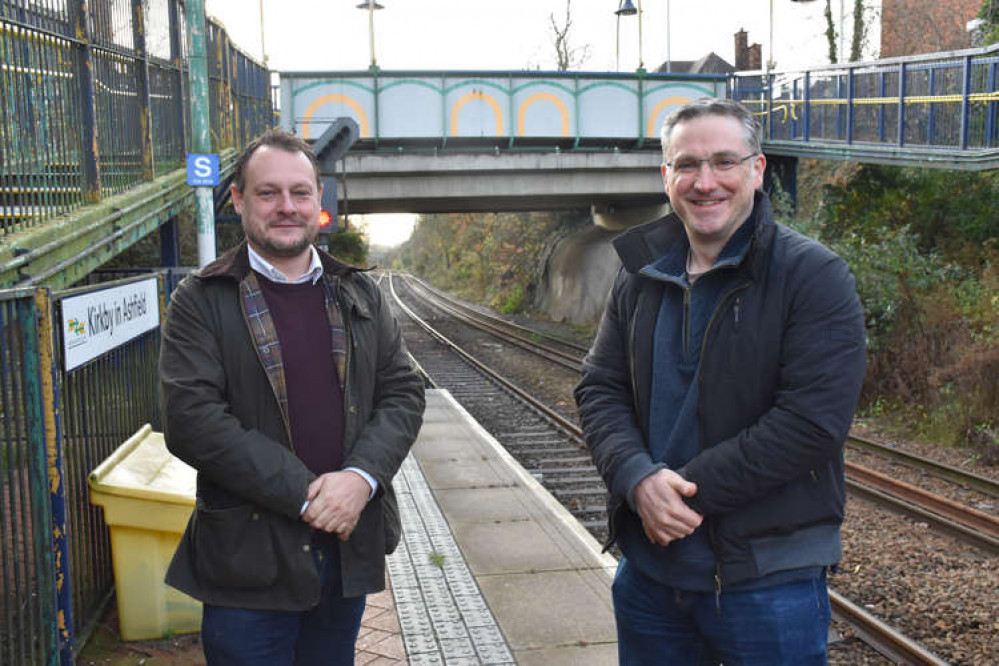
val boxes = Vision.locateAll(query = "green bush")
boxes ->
[324,231,369,266]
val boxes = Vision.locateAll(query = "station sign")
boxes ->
[186,153,220,186]
[61,278,160,371]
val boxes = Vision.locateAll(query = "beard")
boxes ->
[244,220,317,259]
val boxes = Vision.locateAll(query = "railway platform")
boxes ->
[387,388,618,665]
[78,388,617,665]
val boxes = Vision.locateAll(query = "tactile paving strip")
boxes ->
[388,455,516,665]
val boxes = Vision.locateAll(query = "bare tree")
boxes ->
[549,0,591,71]
[849,0,866,61]
[824,0,838,63]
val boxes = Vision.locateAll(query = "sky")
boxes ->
[205,0,881,74]
[202,0,881,247]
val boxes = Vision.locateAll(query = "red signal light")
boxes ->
[318,210,333,229]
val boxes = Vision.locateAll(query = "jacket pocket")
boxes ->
[193,503,278,588]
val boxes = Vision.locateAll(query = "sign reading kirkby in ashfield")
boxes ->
[61,278,160,371]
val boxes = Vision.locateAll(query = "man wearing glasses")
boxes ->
[575,98,866,665]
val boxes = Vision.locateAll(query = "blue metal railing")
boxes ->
[731,43,999,169]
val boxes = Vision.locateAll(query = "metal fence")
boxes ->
[0,0,271,236]
[0,271,182,665]
[731,43,999,161]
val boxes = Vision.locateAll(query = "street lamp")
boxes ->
[615,0,643,71]
[258,0,269,67]
[664,0,671,73]
[356,0,385,69]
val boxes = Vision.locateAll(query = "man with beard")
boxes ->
[159,129,425,665]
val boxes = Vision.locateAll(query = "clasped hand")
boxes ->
[634,468,703,546]
[302,470,372,541]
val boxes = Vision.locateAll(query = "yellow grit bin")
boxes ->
[89,424,201,641]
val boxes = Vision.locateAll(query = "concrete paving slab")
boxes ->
[513,643,619,666]
[450,518,593,575]
[434,486,534,524]
[476,569,617,650]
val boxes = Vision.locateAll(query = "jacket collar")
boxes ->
[197,240,366,282]
[613,190,776,282]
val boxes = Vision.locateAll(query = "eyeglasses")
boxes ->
[666,153,758,177]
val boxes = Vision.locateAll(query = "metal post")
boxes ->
[960,55,972,150]
[69,0,100,203]
[767,72,775,140]
[847,67,855,144]
[160,217,181,267]
[186,0,217,266]
[259,0,269,67]
[24,288,71,665]
[637,0,644,70]
[878,70,886,142]
[616,14,621,71]
[665,0,671,72]
[898,62,907,147]
[928,66,937,145]
[132,0,155,180]
[368,0,377,68]
[803,72,811,142]
[168,0,189,152]
[987,61,997,148]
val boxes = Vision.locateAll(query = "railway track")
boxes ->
[401,273,999,554]
[386,272,964,666]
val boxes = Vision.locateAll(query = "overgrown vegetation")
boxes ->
[980,0,999,44]
[323,230,369,266]
[395,210,585,313]
[785,163,998,459]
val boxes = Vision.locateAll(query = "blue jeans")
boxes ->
[201,538,367,666]
[612,557,830,666]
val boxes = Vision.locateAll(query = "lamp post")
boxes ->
[356,0,384,69]
[258,0,268,67]
[614,0,642,71]
[665,0,671,73]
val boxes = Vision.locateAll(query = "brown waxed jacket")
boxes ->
[160,242,425,609]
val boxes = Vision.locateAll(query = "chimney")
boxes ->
[734,29,749,70]
[748,43,762,71]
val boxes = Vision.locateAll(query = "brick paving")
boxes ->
[355,582,408,665]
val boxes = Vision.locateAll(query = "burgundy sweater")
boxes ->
[256,276,344,476]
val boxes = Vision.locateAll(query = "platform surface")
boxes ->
[387,388,618,665]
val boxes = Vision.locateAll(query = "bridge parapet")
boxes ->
[733,44,999,170]
[279,69,727,151]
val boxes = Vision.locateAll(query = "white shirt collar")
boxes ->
[247,244,324,285]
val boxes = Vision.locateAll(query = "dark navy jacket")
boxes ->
[574,192,867,588]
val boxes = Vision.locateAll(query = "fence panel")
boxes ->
[1,0,271,240]
[0,288,59,666]
[0,269,182,664]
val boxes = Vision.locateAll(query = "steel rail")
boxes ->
[846,478,999,555]
[388,274,582,437]
[846,461,999,539]
[848,434,999,498]
[403,273,591,355]
[829,590,950,666]
[401,274,584,371]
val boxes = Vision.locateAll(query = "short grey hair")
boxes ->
[660,98,762,162]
